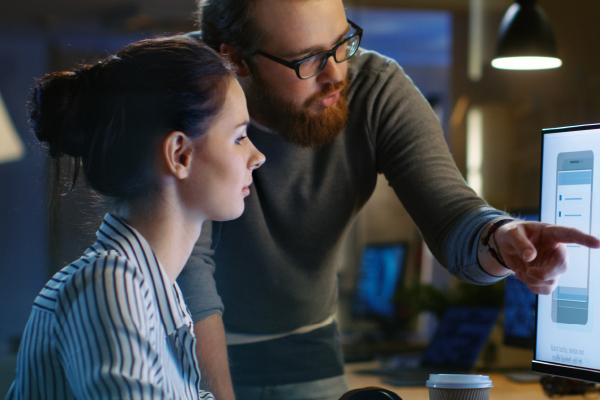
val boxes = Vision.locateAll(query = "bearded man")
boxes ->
[178,0,600,399]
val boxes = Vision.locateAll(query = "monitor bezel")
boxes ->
[533,122,600,382]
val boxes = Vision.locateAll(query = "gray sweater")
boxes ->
[177,49,506,334]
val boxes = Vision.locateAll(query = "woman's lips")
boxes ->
[320,91,340,108]
[242,181,252,196]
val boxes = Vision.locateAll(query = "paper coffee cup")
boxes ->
[426,374,493,400]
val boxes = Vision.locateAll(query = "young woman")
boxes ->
[6,36,265,399]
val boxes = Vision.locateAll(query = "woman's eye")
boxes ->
[235,135,247,145]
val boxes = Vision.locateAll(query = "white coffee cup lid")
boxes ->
[426,374,493,389]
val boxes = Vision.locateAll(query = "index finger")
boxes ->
[543,225,600,248]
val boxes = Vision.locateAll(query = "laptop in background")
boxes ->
[357,306,500,387]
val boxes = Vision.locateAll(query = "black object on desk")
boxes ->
[541,376,597,397]
[340,387,403,400]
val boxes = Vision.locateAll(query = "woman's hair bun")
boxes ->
[32,36,232,204]
[29,69,93,158]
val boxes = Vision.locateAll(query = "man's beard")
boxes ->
[246,70,350,149]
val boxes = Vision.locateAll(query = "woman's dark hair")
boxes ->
[199,0,266,61]
[29,36,233,214]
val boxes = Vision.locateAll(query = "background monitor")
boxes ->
[534,122,600,382]
[352,242,408,324]
[503,210,539,349]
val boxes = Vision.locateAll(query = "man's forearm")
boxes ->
[194,313,236,400]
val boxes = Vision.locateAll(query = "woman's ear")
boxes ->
[220,44,250,77]
[163,131,192,180]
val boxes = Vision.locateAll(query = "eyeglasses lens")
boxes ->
[335,41,348,62]
[345,36,360,59]
[335,36,359,62]
[298,35,360,79]
[299,56,322,79]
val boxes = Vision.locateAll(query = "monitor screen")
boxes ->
[503,212,538,348]
[352,243,408,323]
[534,123,600,382]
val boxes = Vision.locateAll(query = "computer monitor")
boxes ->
[503,211,539,349]
[533,122,600,382]
[352,242,408,324]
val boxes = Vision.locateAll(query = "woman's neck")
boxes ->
[117,198,204,285]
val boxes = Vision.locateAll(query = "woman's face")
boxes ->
[187,78,265,221]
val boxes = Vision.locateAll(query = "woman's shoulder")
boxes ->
[35,243,148,316]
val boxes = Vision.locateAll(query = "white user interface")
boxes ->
[537,126,600,370]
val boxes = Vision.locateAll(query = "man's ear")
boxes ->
[220,44,250,77]
[163,131,192,180]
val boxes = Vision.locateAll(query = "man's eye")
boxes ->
[297,51,318,60]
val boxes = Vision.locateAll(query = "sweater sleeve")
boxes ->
[364,56,507,284]
[177,220,225,323]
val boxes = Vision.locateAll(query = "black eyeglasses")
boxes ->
[255,19,363,79]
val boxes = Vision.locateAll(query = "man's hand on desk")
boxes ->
[479,220,600,294]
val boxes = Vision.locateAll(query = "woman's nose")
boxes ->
[248,142,266,170]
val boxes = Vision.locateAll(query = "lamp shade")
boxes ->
[0,91,25,164]
[492,0,562,70]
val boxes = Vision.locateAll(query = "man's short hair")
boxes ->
[199,0,266,61]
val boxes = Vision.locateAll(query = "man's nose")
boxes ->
[316,56,344,84]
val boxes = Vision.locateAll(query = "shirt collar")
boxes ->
[96,213,192,335]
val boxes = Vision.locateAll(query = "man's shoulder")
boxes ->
[349,48,403,80]
[346,48,413,111]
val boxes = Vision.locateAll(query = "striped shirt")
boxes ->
[6,214,215,400]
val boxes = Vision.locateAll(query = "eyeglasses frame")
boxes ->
[255,19,363,79]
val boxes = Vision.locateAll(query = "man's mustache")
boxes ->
[304,77,349,108]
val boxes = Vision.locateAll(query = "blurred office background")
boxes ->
[2,0,600,394]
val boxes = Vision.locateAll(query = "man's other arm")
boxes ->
[177,221,235,400]
[194,314,236,400]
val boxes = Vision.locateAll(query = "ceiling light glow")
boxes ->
[491,56,563,70]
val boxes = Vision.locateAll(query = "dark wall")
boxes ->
[0,28,172,355]
[449,1,600,210]
[0,34,48,354]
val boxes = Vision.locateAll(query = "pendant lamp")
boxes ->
[491,0,562,70]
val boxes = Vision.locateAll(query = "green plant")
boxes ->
[395,280,505,324]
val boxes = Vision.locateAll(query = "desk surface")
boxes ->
[344,362,568,400]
